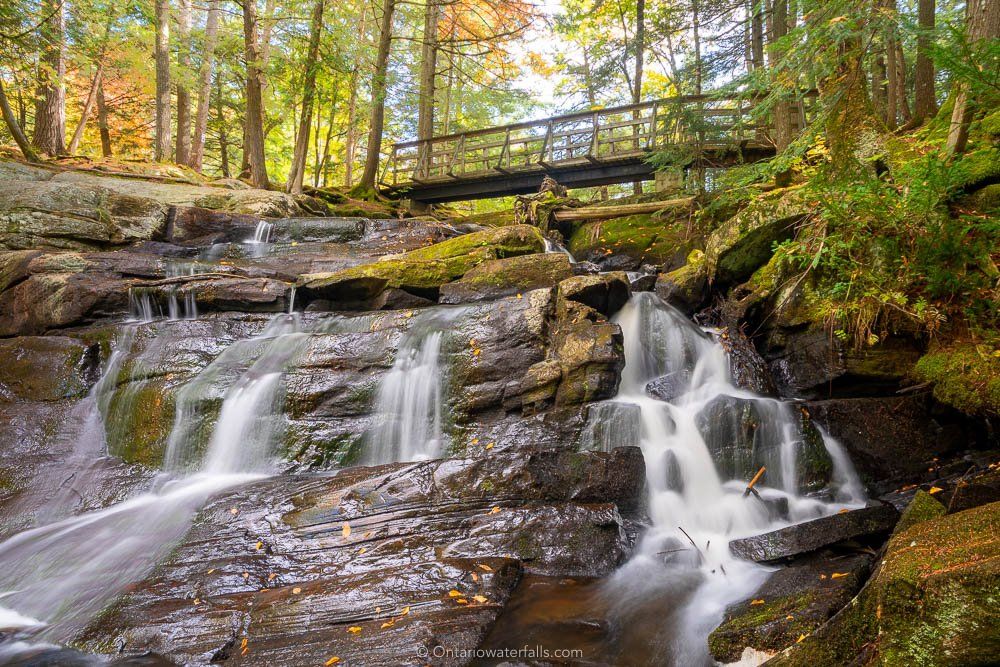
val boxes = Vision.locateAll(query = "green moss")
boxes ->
[708,592,820,661]
[302,225,545,294]
[893,490,947,536]
[567,212,695,265]
[104,378,176,467]
[913,345,1000,416]
[949,147,1000,194]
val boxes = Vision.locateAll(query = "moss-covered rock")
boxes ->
[439,253,572,304]
[556,272,630,319]
[299,225,545,301]
[654,249,709,313]
[893,490,947,535]
[704,187,807,286]
[913,344,1000,417]
[768,501,1000,666]
[566,211,696,269]
[708,554,873,663]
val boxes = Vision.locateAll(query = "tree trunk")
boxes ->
[770,0,793,152]
[175,0,193,164]
[358,0,396,192]
[872,53,888,123]
[0,77,42,162]
[215,73,230,177]
[154,0,172,161]
[96,79,113,157]
[344,66,360,188]
[751,0,765,72]
[417,0,440,142]
[32,0,66,156]
[189,0,220,170]
[912,0,936,123]
[632,0,645,195]
[946,0,1000,154]
[67,63,103,155]
[243,0,270,188]
[286,0,325,194]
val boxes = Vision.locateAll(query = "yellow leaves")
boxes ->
[325,657,341,666]
[405,311,414,318]
[785,615,794,620]
[380,620,395,629]
[928,486,943,495]
[797,634,806,643]
[193,598,201,605]
[473,348,482,356]
[471,572,479,582]
[207,568,215,575]
[268,573,276,581]
[455,598,469,604]
[489,506,501,514]
[471,437,480,445]
[347,626,362,634]
[358,547,367,555]
[485,442,495,450]
[477,564,493,572]
[830,572,849,579]
[230,507,238,515]
[240,637,249,656]
[255,541,263,551]
[473,595,488,604]
[448,589,463,597]
[342,523,352,538]
[516,293,523,299]
[750,599,765,606]
[292,586,302,594]
[401,606,410,616]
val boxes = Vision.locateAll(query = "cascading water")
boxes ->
[245,220,274,257]
[165,261,201,320]
[584,292,865,665]
[0,315,307,646]
[543,236,576,262]
[364,307,469,465]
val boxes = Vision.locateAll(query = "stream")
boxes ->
[0,223,868,666]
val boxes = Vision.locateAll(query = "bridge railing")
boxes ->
[382,93,816,189]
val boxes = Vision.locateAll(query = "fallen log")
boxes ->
[551,196,694,223]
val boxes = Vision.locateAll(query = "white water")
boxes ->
[543,236,576,262]
[246,219,274,257]
[0,315,307,644]
[593,292,865,665]
[165,261,201,320]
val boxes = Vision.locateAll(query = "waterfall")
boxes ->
[127,288,157,322]
[0,315,307,643]
[245,220,274,257]
[588,292,865,666]
[543,236,576,262]
[165,261,201,320]
[364,307,470,464]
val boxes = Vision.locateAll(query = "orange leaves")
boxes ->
[342,522,352,538]
[347,626,362,634]
[448,589,463,597]
[477,563,493,572]
[324,657,341,666]
[830,572,850,579]
[750,599,765,606]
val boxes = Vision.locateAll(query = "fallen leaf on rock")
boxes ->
[928,486,943,494]
[348,626,362,634]
[381,621,394,629]
[456,598,468,604]
[830,572,849,579]
[342,523,352,538]
[292,587,302,594]
[477,564,493,572]
[358,547,367,555]
[325,658,341,666]
[473,595,487,603]
[255,541,263,550]
[401,606,410,615]
[489,506,501,514]
[448,589,462,597]
[485,442,495,450]
[268,573,276,581]
[230,507,238,515]
[471,573,479,582]
[797,635,806,643]
[240,638,248,650]
[207,569,215,574]
[750,599,765,605]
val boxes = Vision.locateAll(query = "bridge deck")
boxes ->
[382,94,814,203]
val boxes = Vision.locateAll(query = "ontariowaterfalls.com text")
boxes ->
[415,645,584,660]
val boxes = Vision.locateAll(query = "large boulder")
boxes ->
[703,187,805,287]
[556,272,630,318]
[767,501,1000,666]
[299,225,545,303]
[654,249,709,314]
[566,210,698,271]
[804,395,970,493]
[439,253,572,304]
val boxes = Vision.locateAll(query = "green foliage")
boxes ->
[913,345,1000,416]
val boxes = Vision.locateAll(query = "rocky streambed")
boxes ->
[0,161,997,666]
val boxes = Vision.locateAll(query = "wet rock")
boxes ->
[805,395,968,493]
[77,450,644,665]
[179,277,292,312]
[729,504,899,562]
[165,206,262,244]
[626,269,657,292]
[767,501,1000,666]
[696,395,833,494]
[578,401,642,452]
[645,370,692,402]
[565,211,696,271]
[708,552,873,662]
[0,266,128,336]
[720,325,777,396]
[556,272,630,318]
[551,322,625,406]
[273,217,367,243]
[439,253,572,304]
[0,336,92,402]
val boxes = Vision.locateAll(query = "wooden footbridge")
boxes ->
[381,94,814,203]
